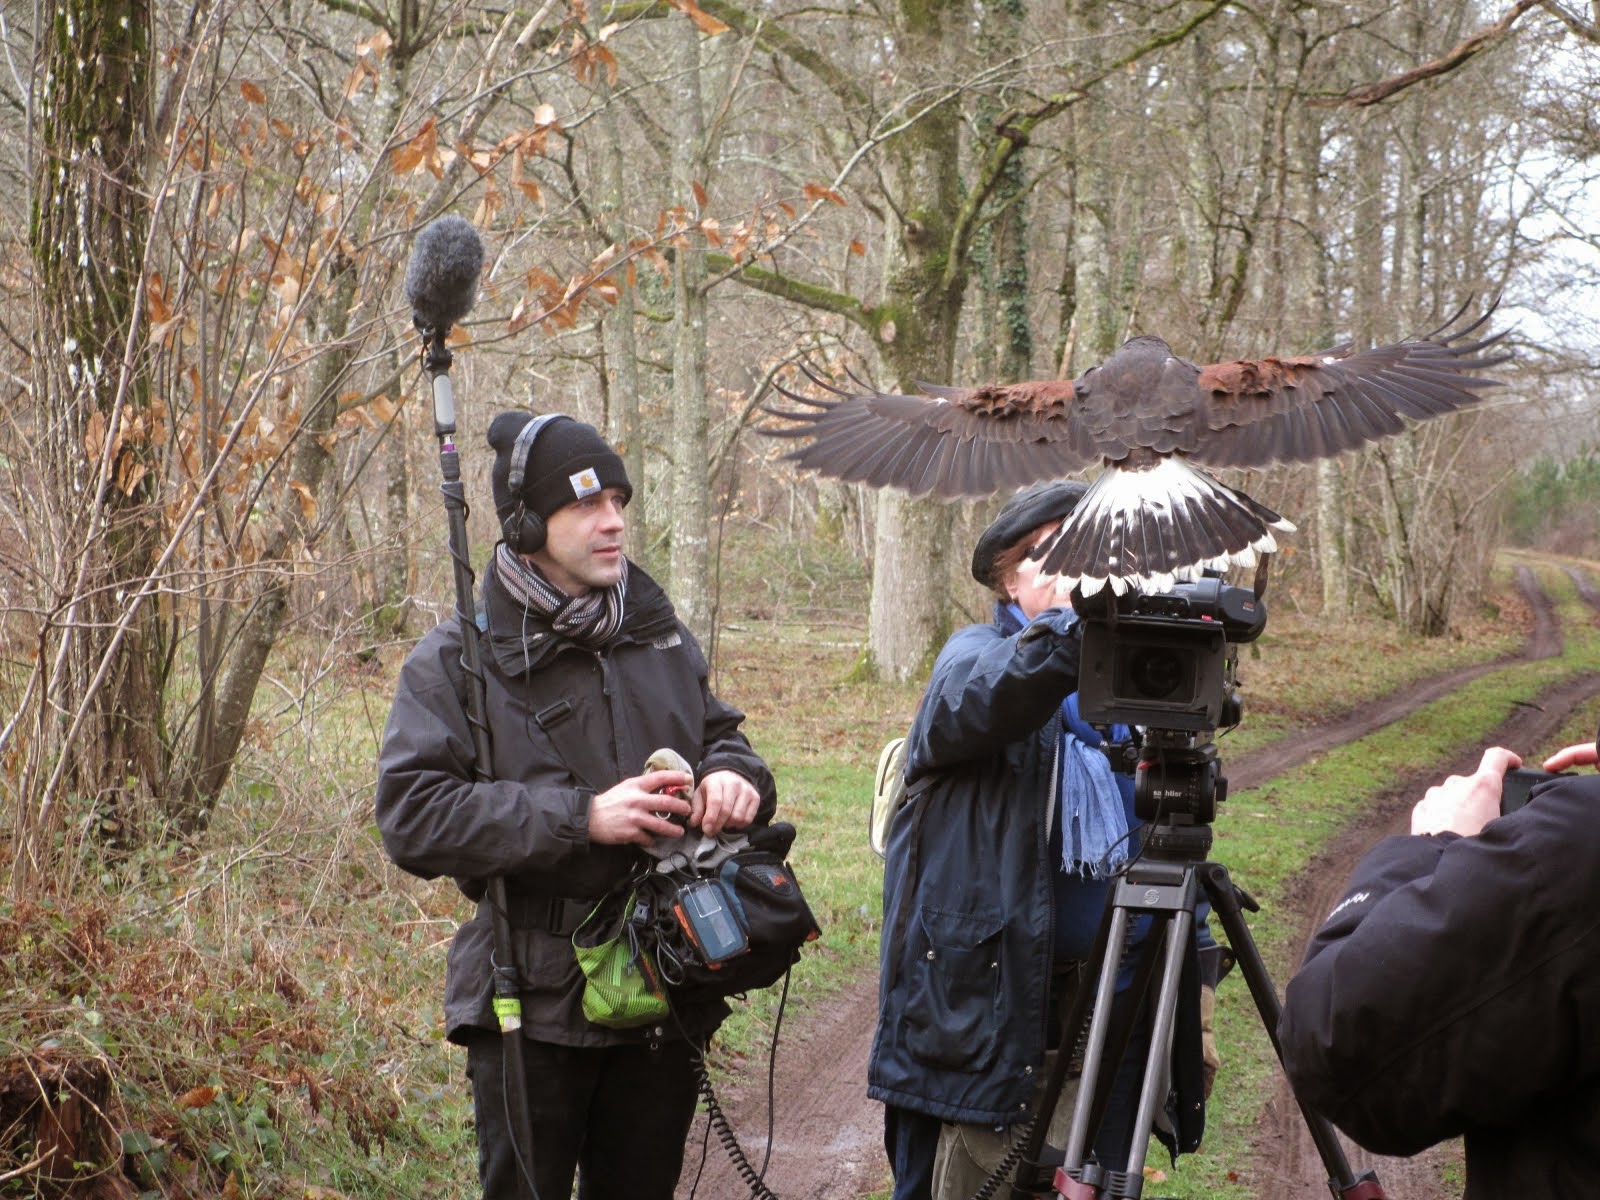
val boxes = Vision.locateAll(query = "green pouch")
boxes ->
[573,890,670,1029]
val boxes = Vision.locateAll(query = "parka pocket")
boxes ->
[903,907,1004,1073]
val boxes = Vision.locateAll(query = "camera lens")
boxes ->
[1128,648,1188,700]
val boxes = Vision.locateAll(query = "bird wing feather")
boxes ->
[1189,304,1510,469]
[761,375,1098,498]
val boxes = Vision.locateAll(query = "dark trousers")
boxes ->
[465,1032,700,1200]
[884,1104,942,1200]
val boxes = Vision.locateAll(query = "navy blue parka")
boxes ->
[867,603,1139,1126]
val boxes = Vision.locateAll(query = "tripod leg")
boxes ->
[1060,905,1134,1172]
[1199,864,1389,1200]
[1116,907,1192,1180]
[1058,861,1201,1200]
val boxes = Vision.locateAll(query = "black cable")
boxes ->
[678,969,794,1200]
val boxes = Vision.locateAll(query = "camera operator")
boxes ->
[868,482,1215,1200]
[374,410,776,1200]
[1278,729,1600,1199]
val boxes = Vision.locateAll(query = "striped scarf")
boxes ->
[494,542,628,647]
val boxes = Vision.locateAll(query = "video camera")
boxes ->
[1072,574,1267,826]
[1074,574,1265,732]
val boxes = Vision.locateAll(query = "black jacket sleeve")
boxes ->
[374,624,593,882]
[1277,774,1600,1156]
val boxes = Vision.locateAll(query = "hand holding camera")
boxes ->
[1410,743,1589,836]
[1412,747,1521,836]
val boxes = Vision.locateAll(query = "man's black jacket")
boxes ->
[1278,772,1600,1198]
[375,561,775,1046]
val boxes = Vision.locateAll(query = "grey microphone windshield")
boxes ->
[404,215,485,333]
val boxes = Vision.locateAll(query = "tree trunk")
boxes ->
[1065,0,1123,364]
[20,0,164,887]
[974,0,1031,382]
[168,256,359,826]
[596,44,651,561]
[1285,39,1350,619]
[863,0,967,680]
[669,18,713,646]
[0,1053,131,1198]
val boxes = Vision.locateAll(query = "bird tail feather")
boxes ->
[1041,457,1294,597]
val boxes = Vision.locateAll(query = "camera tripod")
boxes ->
[1007,771,1390,1200]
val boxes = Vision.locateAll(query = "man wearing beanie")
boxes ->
[868,481,1217,1200]
[375,409,776,1200]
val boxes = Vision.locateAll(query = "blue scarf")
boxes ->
[1060,691,1133,878]
[1007,604,1133,879]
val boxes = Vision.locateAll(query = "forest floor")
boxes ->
[678,564,1600,1200]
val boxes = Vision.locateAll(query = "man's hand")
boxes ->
[1544,741,1599,772]
[588,769,694,846]
[1411,746,1521,838]
[693,770,761,838]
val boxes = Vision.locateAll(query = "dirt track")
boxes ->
[680,566,1600,1200]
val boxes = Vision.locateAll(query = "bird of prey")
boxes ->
[762,304,1509,597]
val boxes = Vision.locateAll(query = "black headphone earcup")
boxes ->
[502,503,543,554]
[502,413,564,556]
[502,502,524,554]
[517,511,546,554]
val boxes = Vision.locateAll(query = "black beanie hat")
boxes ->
[970,480,1088,587]
[487,410,633,526]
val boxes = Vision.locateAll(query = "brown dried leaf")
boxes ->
[240,80,266,105]
[342,58,377,99]
[116,456,148,496]
[802,183,847,207]
[357,29,393,64]
[84,409,107,462]
[473,184,504,227]
[289,480,317,522]
[390,118,438,176]
[666,0,731,36]
[146,273,172,324]
[177,1085,218,1109]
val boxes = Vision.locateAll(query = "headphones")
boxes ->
[501,413,569,554]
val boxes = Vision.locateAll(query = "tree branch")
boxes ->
[1308,0,1543,108]
[1539,0,1600,43]
[699,0,874,112]
[706,252,880,333]
[590,0,875,112]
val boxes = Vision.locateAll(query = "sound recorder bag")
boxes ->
[636,822,822,1006]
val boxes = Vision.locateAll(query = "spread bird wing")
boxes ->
[1188,301,1511,469]
[760,367,1100,498]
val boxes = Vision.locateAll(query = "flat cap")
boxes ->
[971,480,1088,587]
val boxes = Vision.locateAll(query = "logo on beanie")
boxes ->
[569,468,602,499]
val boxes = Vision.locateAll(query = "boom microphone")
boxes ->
[405,215,485,335]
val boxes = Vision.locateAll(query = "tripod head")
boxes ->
[1134,727,1227,830]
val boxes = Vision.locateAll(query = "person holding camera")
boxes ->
[869,481,1215,1200]
[1278,730,1600,1199]
[374,409,776,1200]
